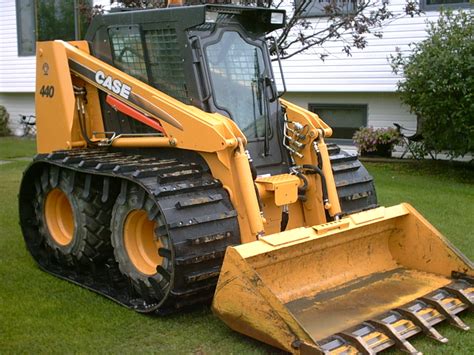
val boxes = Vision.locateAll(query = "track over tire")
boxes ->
[110,184,171,304]
[33,166,114,267]
[20,149,240,313]
[328,144,378,214]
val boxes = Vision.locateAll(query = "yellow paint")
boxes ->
[111,137,174,148]
[256,174,300,206]
[124,209,162,276]
[233,140,264,237]
[36,42,76,153]
[36,41,104,153]
[44,188,74,246]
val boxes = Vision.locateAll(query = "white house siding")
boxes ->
[0,0,108,134]
[0,93,35,135]
[274,0,440,93]
[0,1,36,93]
[0,0,35,133]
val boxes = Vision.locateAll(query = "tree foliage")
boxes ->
[391,9,474,158]
[270,0,420,60]
[110,0,421,60]
[37,0,92,40]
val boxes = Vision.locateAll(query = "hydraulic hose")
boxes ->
[74,86,97,147]
[302,164,329,208]
[295,171,308,202]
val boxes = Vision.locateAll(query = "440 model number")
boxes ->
[39,85,55,98]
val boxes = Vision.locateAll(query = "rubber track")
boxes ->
[19,148,240,313]
[328,144,378,214]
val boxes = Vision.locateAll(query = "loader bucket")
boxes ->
[212,203,473,354]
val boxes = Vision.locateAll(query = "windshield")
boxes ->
[205,31,267,139]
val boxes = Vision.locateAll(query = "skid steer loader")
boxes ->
[19,4,472,354]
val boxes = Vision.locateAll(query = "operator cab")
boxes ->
[86,5,287,175]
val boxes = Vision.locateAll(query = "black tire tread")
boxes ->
[328,144,378,214]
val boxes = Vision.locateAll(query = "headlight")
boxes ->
[205,11,218,23]
[270,12,284,25]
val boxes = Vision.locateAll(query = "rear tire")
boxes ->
[34,167,114,266]
[110,183,172,305]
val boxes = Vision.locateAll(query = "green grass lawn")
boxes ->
[0,136,36,159]
[1,137,472,354]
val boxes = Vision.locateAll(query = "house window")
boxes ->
[421,0,472,11]
[16,0,91,56]
[308,104,367,140]
[295,0,359,18]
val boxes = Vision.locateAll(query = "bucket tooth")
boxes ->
[365,319,421,355]
[420,294,470,331]
[442,281,473,311]
[335,331,375,354]
[395,306,448,343]
[452,272,474,284]
[294,340,328,355]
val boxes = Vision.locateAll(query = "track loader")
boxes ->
[19,4,472,354]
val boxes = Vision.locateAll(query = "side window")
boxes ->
[109,26,148,82]
[205,31,267,139]
[143,28,190,104]
[421,0,472,11]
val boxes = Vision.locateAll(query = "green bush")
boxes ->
[391,9,473,158]
[0,105,11,136]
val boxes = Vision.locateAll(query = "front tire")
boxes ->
[110,183,172,305]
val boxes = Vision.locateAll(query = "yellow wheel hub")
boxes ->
[124,210,163,275]
[44,188,75,246]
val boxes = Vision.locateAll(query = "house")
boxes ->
[0,0,471,139]
[0,0,36,135]
[0,0,109,134]
[276,0,472,144]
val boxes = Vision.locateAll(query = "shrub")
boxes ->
[352,126,402,154]
[390,9,474,158]
[0,105,11,137]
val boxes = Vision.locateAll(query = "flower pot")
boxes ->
[361,144,392,158]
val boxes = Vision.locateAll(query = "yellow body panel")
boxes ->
[36,42,105,152]
[212,204,473,353]
[36,43,77,152]
[256,174,300,206]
